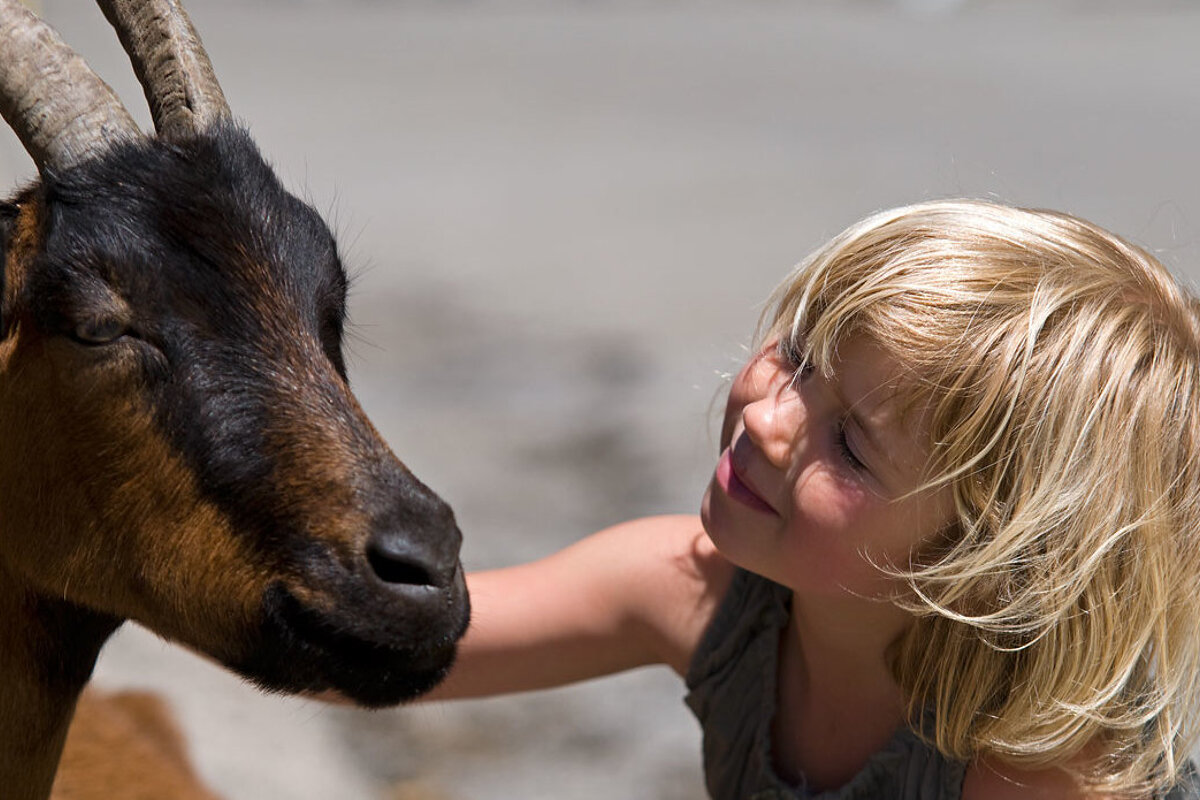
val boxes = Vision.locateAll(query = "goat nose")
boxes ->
[366,521,462,590]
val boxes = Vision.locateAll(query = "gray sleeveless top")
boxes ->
[683,568,1200,800]
[684,568,966,799]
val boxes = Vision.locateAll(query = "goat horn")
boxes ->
[97,0,230,140]
[0,0,141,170]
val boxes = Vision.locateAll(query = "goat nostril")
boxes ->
[366,542,435,587]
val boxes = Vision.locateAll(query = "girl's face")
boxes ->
[701,334,954,599]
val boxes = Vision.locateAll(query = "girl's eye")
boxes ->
[836,422,869,474]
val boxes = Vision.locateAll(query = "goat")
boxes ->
[0,1,470,798]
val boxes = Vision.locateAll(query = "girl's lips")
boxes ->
[716,448,779,515]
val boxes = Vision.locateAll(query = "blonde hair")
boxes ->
[764,200,1200,796]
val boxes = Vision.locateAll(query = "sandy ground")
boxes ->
[4,1,1200,798]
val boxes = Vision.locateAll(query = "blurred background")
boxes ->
[4,1,1200,798]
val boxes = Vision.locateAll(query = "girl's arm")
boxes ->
[424,514,734,701]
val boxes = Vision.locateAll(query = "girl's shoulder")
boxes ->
[586,515,736,675]
[963,760,1090,800]
[602,514,731,581]
[962,755,1191,800]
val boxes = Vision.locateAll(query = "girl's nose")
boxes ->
[741,386,800,471]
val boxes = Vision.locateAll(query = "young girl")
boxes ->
[427,200,1200,799]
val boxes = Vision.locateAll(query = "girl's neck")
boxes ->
[771,590,912,791]
[789,590,911,694]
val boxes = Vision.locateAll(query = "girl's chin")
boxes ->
[699,483,739,559]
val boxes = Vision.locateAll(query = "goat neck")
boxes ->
[0,574,119,800]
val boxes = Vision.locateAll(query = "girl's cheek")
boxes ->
[798,469,875,526]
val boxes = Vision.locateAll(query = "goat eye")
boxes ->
[72,318,127,345]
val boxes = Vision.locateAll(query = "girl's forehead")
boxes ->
[832,336,905,384]
[826,336,940,481]
[787,330,913,397]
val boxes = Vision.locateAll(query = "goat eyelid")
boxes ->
[70,317,129,346]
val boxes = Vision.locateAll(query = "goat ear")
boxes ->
[0,202,16,332]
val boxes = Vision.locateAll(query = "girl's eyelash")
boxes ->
[836,422,868,474]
